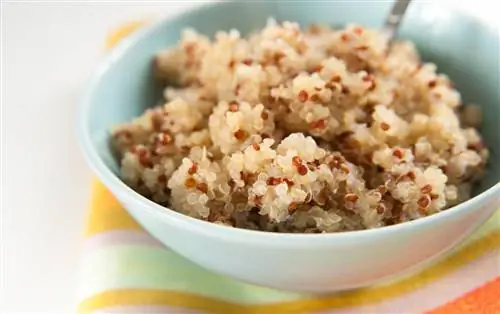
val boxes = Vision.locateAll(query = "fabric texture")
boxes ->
[78,23,500,314]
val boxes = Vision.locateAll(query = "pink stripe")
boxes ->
[319,249,500,314]
[93,305,203,313]
[83,230,163,252]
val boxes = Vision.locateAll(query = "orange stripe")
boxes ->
[427,277,500,314]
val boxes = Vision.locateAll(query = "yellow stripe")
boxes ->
[79,230,500,313]
[84,180,142,236]
[78,290,252,314]
[104,20,145,50]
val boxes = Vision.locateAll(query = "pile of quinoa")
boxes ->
[112,20,489,233]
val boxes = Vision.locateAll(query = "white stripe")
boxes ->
[83,230,162,252]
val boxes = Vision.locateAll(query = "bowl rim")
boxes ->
[78,0,500,245]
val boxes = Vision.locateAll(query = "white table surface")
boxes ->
[1,1,496,313]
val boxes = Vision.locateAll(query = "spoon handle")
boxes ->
[383,0,412,41]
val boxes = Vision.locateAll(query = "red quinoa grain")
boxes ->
[283,178,295,187]
[234,129,249,141]
[228,101,239,112]
[196,182,208,193]
[418,195,431,209]
[345,193,359,202]
[311,65,323,73]
[298,90,309,103]
[267,177,281,186]
[184,178,197,188]
[310,94,320,102]
[188,163,198,175]
[421,184,433,194]
[298,165,308,175]
[292,156,302,167]
[376,204,386,214]
[310,119,327,129]
[393,148,404,159]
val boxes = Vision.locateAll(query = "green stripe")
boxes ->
[464,209,499,242]
[79,245,304,304]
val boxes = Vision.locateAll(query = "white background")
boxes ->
[1,1,497,313]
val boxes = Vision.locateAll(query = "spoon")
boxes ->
[383,0,412,42]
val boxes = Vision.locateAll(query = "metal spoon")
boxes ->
[383,0,412,42]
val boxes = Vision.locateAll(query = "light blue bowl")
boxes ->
[79,1,500,292]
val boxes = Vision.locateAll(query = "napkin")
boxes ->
[77,22,500,314]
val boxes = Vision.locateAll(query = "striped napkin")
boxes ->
[78,23,500,314]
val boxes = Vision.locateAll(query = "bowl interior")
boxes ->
[84,0,500,198]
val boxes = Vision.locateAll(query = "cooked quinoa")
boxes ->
[112,20,489,233]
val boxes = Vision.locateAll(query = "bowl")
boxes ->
[78,0,500,292]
